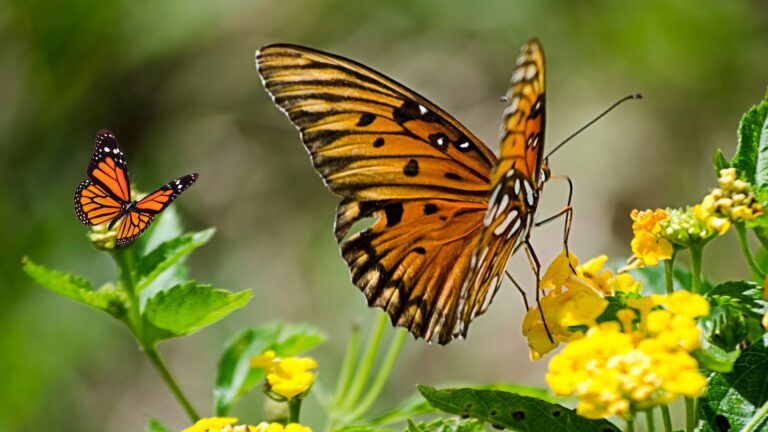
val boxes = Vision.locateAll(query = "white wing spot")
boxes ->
[506,218,522,239]
[494,210,518,236]
[418,104,428,115]
[511,68,524,83]
[104,147,110,152]
[458,141,471,150]
[506,168,516,178]
[525,64,537,80]
[514,179,521,195]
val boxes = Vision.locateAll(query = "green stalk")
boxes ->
[735,223,766,279]
[347,328,408,421]
[341,313,387,409]
[626,417,635,432]
[288,398,302,424]
[660,404,673,432]
[753,227,768,251]
[145,345,200,422]
[685,397,696,432]
[645,409,656,432]
[664,252,677,295]
[332,323,361,408]
[743,398,768,432]
[689,245,703,294]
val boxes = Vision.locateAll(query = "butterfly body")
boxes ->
[257,40,548,344]
[74,129,198,246]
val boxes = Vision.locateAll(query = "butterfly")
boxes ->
[74,129,199,246]
[256,39,559,344]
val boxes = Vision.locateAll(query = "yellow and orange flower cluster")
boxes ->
[545,291,709,420]
[251,351,317,399]
[523,252,642,359]
[695,168,764,235]
[184,418,311,432]
[621,209,674,272]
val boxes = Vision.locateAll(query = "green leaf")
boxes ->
[407,418,485,432]
[714,148,731,177]
[701,281,767,351]
[135,228,215,292]
[364,384,554,427]
[756,100,768,188]
[699,336,768,432]
[146,418,173,432]
[733,96,768,184]
[692,344,741,373]
[143,282,251,343]
[214,322,326,415]
[21,257,126,317]
[417,386,620,432]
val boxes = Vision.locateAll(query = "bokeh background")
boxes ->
[3,1,768,430]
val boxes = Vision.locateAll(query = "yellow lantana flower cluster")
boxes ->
[546,291,709,420]
[184,417,311,432]
[696,168,764,235]
[251,351,318,399]
[522,252,642,360]
[622,209,674,272]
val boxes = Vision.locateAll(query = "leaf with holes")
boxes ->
[733,94,768,184]
[699,335,768,431]
[417,386,619,432]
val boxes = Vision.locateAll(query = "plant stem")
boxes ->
[660,405,673,432]
[743,398,768,432]
[347,328,408,421]
[145,345,200,422]
[664,252,677,295]
[341,312,387,409]
[626,417,635,432]
[645,409,656,432]
[332,323,360,409]
[685,397,696,432]
[754,227,768,250]
[288,398,302,424]
[112,249,142,335]
[736,223,766,279]
[689,245,703,294]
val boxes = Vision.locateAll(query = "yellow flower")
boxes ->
[251,352,318,399]
[695,168,764,236]
[545,292,709,419]
[622,209,674,271]
[258,423,312,432]
[183,417,254,432]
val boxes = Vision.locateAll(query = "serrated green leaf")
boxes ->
[408,418,484,432]
[143,282,251,344]
[756,101,768,187]
[22,257,125,316]
[706,281,766,319]
[136,228,215,293]
[714,148,731,177]
[214,322,326,415]
[692,344,740,373]
[417,386,619,432]
[146,418,173,432]
[734,97,768,184]
[699,336,768,432]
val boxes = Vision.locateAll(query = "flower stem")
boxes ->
[743,398,768,432]
[685,397,696,432]
[735,223,766,279]
[288,398,302,424]
[341,312,387,409]
[689,245,703,294]
[144,345,200,422]
[332,323,360,409]
[626,417,635,432]
[347,328,407,421]
[664,252,677,295]
[645,409,656,432]
[660,404,673,432]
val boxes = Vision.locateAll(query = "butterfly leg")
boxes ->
[524,238,554,343]
[504,270,530,310]
[535,175,575,273]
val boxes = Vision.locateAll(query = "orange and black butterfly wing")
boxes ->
[458,39,547,335]
[87,129,132,204]
[257,44,498,344]
[74,179,124,226]
[115,173,199,246]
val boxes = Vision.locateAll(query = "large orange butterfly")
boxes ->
[257,39,562,344]
[74,129,199,246]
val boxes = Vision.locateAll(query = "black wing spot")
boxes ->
[357,112,376,127]
[383,203,404,227]
[439,215,448,221]
[529,94,544,119]
[373,137,385,148]
[413,246,426,255]
[428,132,449,148]
[453,135,474,153]
[444,172,463,181]
[403,159,419,177]
[423,203,438,215]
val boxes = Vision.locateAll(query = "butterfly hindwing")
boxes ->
[115,211,155,246]
[74,178,123,226]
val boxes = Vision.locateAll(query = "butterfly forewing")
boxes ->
[74,179,123,225]
[457,39,547,334]
[87,129,131,203]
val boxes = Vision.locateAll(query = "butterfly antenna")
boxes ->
[544,93,642,159]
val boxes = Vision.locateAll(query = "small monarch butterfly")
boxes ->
[74,129,198,246]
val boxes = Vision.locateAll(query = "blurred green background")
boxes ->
[3,0,768,430]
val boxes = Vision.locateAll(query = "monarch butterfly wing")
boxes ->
[74,179,123,226]
[257,44,497,344]
[115,174,198,246]
[87,129,132,204]
[458,39,546,336]
[134,173,199,214]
